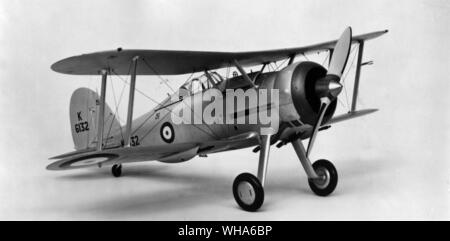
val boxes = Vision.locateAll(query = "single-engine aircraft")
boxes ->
[48,27,387,211]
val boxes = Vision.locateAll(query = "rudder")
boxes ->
[70,88,121,150]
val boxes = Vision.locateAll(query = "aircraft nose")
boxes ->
[314,77,342,99]
[328,80,342,98]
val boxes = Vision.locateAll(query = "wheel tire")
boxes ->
[308,159,338,196]
[112,164,122,178]
[232,173,264,212]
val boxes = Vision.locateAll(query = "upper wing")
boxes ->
[51,30,388,76]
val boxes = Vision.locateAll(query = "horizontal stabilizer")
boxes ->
[49,148,96,160]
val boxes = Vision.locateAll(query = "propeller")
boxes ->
[306,27,352,157]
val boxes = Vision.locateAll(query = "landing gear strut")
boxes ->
[292,139,338,196]
[111,164,122,177]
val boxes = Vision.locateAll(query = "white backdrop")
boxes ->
[0,0,449,220]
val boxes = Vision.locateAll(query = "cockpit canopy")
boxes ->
[180,71,225,95]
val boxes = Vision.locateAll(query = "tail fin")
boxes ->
[70,88,121,150]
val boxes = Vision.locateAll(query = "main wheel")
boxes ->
[308,159,338,196]
[232,173,264,212]
[111,164,122,177]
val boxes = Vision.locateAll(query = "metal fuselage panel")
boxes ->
[105,65,321,153]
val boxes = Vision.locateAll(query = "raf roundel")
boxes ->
[160,122,175,143]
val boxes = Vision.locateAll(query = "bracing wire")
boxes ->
[111,69,161,106]
[340,45,358,111]
[301,53,310,61]
[275,58,289,71]
[110,69,172,137]
[322,51,330,66]
[141,58,220,139]
[141,58,176,93]
[104,62,132,144]
[125,59,221,139]
[104,76,124,145]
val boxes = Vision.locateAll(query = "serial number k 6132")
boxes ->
[74,121,89,133]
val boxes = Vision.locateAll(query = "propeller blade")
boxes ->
[327,27,352,78]
[306,27,352,158]
[306,97,331,157]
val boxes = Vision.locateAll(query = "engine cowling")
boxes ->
[274,61,337,126]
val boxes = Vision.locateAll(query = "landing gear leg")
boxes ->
[233,135,271,211]
[111,164,122,178]
[291,139,338,196]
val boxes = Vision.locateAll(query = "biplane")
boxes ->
[48,27,387,211]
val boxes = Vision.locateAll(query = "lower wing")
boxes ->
[47,143,196,170]
[47,131,260,170]
[326,108,378,125]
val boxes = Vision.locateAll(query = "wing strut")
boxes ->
[233,59,257,88]
[124,56,139,147]
[287,54,295,65]
[350,41,364,112]
[97,69,108,151]
[328,48,334,66]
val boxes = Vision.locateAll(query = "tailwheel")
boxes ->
[111,164,122,177]
[308,159,338,196]
[233,173,264,212]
